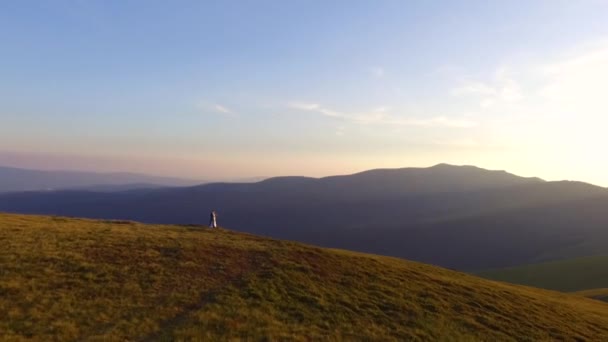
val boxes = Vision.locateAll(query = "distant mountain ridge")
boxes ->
[0,166,204,193]
[259,163,543,193]
[1,163,607,271]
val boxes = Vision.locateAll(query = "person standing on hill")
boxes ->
[209,210,218,228]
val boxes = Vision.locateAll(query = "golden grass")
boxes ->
[573,288,608,303]
[1,212,608,341]
[478,255,608,292]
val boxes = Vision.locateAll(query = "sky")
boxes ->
[2,1,608,185]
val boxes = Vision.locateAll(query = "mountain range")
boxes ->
[2,163,607,271]
[0,166,204,193]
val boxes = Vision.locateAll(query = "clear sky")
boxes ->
[2,1,608,184]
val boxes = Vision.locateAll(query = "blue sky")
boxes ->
[2,1,608,184]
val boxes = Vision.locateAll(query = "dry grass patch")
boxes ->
[1,213,608,341]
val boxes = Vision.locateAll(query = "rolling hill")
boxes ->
[1,164,608,271]
[2,213,608,340]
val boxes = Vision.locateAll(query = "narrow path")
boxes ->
[139,287,224,342]
[138,254,264,341]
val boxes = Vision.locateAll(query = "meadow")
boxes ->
[478,255,608,292]
[2,213,608,341]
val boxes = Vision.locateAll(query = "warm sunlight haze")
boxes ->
[2,1,608,184]
[3,1,608,341]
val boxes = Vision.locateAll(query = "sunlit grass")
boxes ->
[1,212,608,341]
[478,255,608,292]
[573,288,608,303]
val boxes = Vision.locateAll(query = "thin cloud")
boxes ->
[445,39,608,163]
[335,126,346,136]
[370,66,385,78]
[379,116,478,128]
[451,82,497,97]
[214,104,232,114]
[288,102,343,118]
[288,103,477,128]
[451,67,523,108]
[432,138,479,147]
[538,46,608,105]
[288,102,321,111]
[197,101,235,115]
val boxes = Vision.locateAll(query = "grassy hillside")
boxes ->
[573,289,608,303]
[2,214,608,341]
[478,255,608,292]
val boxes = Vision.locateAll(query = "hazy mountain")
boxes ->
[0,166,204,193]
[1,163,607,271]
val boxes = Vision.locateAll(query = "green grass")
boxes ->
[2,213,608,341]
[477,255,608,292]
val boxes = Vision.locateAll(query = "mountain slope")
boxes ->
[1,164,607,270]
[2,213,608,341]
[574,289,608,303]
[478,255,608,292]
[0,166,202,193]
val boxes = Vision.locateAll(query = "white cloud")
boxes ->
[370,66,385,78]
[214,104,232,114]
[197,101,235,115]
[538,47,608,107]
[432,138,479,147]
[479,98,495,108]
[288,102,344,119]
[509,42,608,127]
[447,40,608,184]
[288,102,320,111]
[335,126,346,136]
[378,116,478,128]
[451,82,497,97]
[451,67,523,108]
[288,103,477,128]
